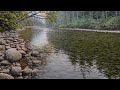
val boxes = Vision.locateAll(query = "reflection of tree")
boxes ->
[48,30,120,79]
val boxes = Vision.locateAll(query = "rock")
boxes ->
[21,47,27,51]
[0,52,2,56]
[0,60,11,66]
[32,60,41,66]
[31,51,39,57]
[5,48,22,62]
[6,40,11,44]
[10,66,22,76]
[17,76,23,79]
[0,56,4,61]
[0,45,3,50]
[14,62,21,66]
[18,50,26,56]
[16,45,21,50]
[32,69,40,76]
[0,73,14,79]
[0,39,6,45]
[22,66,32,75]
[5,44,10,46]
[0,69,10,73]
[8,37,13,41]
[10,44,16,48]
[5,46,11,50]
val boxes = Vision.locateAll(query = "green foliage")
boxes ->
[47,11,120,30]
[0,11,27,31]
[46,11,57,24]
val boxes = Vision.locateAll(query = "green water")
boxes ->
[20,27,120,79]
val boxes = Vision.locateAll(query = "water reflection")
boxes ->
[19,28,120,79]
[30,28,49,48]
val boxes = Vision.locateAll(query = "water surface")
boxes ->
[19,27,120,79]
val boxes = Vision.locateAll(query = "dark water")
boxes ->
[19,27,120,79]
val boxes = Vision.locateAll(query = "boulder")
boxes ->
[10,66,22,76]
[5,48,22,62]
[0,73,14,79]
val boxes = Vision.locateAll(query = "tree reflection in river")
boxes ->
[48,29,120,79]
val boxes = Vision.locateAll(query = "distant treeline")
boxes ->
[46,11,120,30]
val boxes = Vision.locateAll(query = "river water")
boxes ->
[19,26,120,79]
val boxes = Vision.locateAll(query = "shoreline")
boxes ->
[54,28,120,33]
[0,30,42,79]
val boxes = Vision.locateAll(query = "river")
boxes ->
[19,26,120,79]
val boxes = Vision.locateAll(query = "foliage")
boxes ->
[46,11,120,30]
[0,11,27,31]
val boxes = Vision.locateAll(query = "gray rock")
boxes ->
[17,76,23,79]
[14,62,21,66]
[10,66,22,76]
[18,50,26,55]
[0,69,10,73]
[0,45,3,50]
[31,51,39,57]
[32,60,41,66]
[0,73,14,79]
[0,60,11,66]
[5,46,11,50]
[21,47,27,51]
[0,39,6,45]
[5,48,22,62]
[8,37,13,41]
[22,66,32,75]
[0,52,2,56]
[32,69,40,76]
[6,40,11,44]
[0,56,4,61]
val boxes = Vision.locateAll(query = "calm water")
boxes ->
[19,27,120,79]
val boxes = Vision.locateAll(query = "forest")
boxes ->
[46,11,120,30]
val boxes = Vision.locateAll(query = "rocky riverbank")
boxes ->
[0,30,42,79]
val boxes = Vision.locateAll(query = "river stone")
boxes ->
[5,46,11,50]
[22,66,32,75]
[0,39,6,45]
[17,76,23,79]
[6,40,11,44]
[0,56,4,61]
[0,45,3,50]
[0,73,14,79]
[18,50,26,55]
[5,48,22,62]
[21,47,27,51]
[0,69,10,73]
[0,60,11,66]
[32,69,40,76]
[32,60,41,66]
[0,52,2,56]
[31,51,39,57]
[10,66,22,76]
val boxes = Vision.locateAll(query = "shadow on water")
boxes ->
[19,27,120,79]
